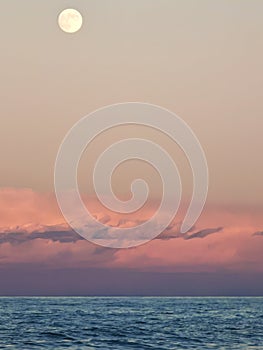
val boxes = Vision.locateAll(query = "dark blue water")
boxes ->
[0,297,263,349]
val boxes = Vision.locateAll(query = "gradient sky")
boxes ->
[0,0,262,295]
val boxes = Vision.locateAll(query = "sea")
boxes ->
[0,297,262,349]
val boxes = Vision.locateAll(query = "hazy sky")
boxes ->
[1,0,263,204]
[0,0,262,294]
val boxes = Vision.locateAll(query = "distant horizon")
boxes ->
[1,296,263,298]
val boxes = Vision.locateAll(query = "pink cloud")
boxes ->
[0,187,262,273]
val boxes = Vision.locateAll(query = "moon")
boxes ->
[58,9,83,34]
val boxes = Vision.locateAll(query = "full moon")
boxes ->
[58,9,83,34]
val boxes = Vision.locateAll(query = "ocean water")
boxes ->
[0,297,263,349]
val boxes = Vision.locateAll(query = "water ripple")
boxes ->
[0,297,263,349]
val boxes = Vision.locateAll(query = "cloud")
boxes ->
[1,187,263,273]
[184,227,223,240]
[253,231,263,237]
[0,225,223,247]
[30,231,83,243]
[0,188,62,227]
[0,230,83,245]
[155,224,222,241]
[155,221,186,240]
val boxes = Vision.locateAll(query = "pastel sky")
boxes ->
[0,0,262,295]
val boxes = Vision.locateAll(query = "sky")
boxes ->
[0,0,263,295]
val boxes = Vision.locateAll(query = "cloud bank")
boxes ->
[0,188,262,273]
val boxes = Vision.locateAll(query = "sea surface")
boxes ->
[0,297,263,349]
